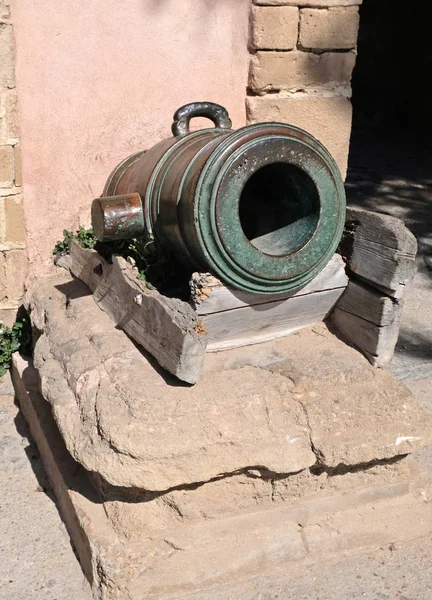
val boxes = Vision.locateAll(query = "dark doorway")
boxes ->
[346,0,432,255]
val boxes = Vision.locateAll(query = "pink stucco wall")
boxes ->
[11,0,250,270]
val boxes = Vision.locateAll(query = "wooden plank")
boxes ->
[192,253,348,316]
[336,279,399,327]
[340,208,417,299]
[205,288,344,352]
[70,241,207,385]
[330,307,401,367]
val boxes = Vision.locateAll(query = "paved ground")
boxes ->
[0,126,431,599]
[0,375,92,600]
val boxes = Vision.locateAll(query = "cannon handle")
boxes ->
[171,102,232,136]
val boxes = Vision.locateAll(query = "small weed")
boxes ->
[0,316,31,377]
[53,229,74,257]
[76,226,96,249]
[53,227,190,296]
[53,227,95,257]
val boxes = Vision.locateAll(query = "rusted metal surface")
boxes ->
[92,102,346,294]
[92,193,144,241]
[171,102,232,136]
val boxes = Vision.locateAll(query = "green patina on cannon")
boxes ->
[92,102,346,294]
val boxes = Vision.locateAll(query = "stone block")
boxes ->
[247,94,352,177]
[13,143,21,186]
[0,88,18,143]
[250,50,356,92]
[11,352,432,600]
[0,144,13,187]
[25,273,432,493]
[251,6,299,50]
[295,368,432,467]
[299,7,360,50]
[4,194,25,243]
[4,248,27,301]
[0,23,14,87]
[26,274,316,490]
[254,0,362,6]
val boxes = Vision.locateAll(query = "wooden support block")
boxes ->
[330,279,401,367]
[70,241,207,385]
[340,208,417,299]
[190,254,348,352]
[191,253,348,315]
[206,288,346,351]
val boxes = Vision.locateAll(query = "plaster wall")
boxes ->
[11,0,250,270]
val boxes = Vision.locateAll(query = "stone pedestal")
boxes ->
[12,272,432,600]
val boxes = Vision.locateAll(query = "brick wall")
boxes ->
[248,0,361,178]
[0,0,27,326]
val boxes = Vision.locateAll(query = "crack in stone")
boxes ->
[313,453,408,478]
[95,465,305,504]
[164,539,186,552]
[298,523,310,555]
[296,397,325,466]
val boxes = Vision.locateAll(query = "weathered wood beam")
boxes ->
[190,254,348,352]
[205,288,346,352]
[70,241,207,385]
[191,253,347,315]
[330,279,401,367]
[340,208,417,299]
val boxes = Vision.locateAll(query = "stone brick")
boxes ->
[249,50,356,92]
[13,143,21,186]
[0,23,14,87]
[299,7,359,50]
[254,0,362,6]
[0,144,13,187]
[246,94,352,177]
[0,88,18,143]
[4,194,25,243]
[4,248,27,301]
[251,6,299,50]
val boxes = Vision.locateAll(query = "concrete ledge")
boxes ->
[12,354,432,600]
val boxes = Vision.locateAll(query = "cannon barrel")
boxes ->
[91,102,346,294]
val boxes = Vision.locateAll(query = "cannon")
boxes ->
[92,102,346,294]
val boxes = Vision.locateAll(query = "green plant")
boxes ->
[53,229,74,256]
[53,226,189,296]
[0,317,31,377]
[53,227,95,257]
[95,236,179,292]
[76,226,96,249]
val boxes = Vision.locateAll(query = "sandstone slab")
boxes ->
[26,274,315,490]
[25,273,432,493]
[12,353,432,600]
